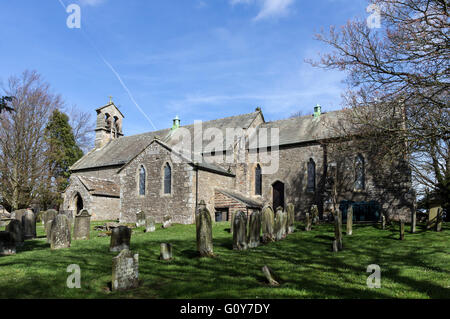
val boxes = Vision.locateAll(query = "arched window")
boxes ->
[355,154,365,191]
[255,164,262,195]
[307,158,316,192]
[139,166,146,196]
[164,163,172,194]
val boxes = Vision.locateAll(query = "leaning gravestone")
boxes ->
[73,209,91,240]
[0,232,16,256]
[110,226,131,252]
[50,214,71,250]
[5,220,24,247]
[305,212,312,231]
[346,205,353,236]
[162,215,172,229]
[196,201,214,257]
[22,210,36,240]
[112,249,139,291]
[233,211,248,250]
[248,210,261,248]
[261,206,275,243]
[262,265,279,286]
[334,210,343,251]
[311,205,319,225]
[145,216,155,233]
[135,211,146,228]
[273,208,287,241]
[159,243,173,260]
[286,203,295,234]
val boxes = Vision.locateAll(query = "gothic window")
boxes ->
[139,166,146,196]
[355,154,365,191]
[164,163,172,194]
[255,164,262,195]
[307,158,316,192]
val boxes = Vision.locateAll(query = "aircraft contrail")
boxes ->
[57,0,158,130]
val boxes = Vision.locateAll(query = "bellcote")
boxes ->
[95,98,125,148]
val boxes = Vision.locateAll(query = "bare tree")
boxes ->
[0,70,62,210]
[65,105,95,153]
[310,0,449,212]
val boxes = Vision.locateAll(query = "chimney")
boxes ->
[313,104,322,119]
[172,115,180,130]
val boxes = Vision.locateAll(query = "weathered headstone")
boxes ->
[332,239,339,252]
[135,211,146,228]
[262,266,279,286]
[144,216,155,233]
[399,220,405,240]
[248,210,261,248]
[286,203,295,234]
[435,208,443,232]
[159,243,173,260]
[73,209,91,240]
[5,220,24,247]
[274,208,287,241]
[305,212,312,231]
[11,209,27,222]
[233,211,248,250]
[346,205,353,236]
[311,205,319,225]
[43,209,58,227]
[230,211,236,234]
[381,214,386,230]
[112,249,139,291]
[0,232,16,256]
[411,205,417,233]
[50,214,71,250]
[261,206,274,243]
[334,210,343,251]
[162,215,172,229]
[22,210,36,240]
[196,201,214,257]
[110,226,131,252]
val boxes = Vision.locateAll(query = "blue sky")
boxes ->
[0,0,369,136]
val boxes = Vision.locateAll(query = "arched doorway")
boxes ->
[73,193,83,215]
[272,181,285,211]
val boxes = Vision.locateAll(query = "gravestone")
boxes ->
[332,239,339,252]
[145,216,155,233]
[262,266,279,286]
[22,210,36,240]
[112,249,139,291]
[50,214,71,250]
[286,203,295,234]
[382,214,386,230]
[0,232,16,256]
[305,213,312,231]
[11,209,27,222]
[230,211,236,234]
[334,210,343,251]
[162,215,172,229]
[135,211,146,228]
[427,204,442,230]
[411,204,417,233]
[248,210,261,248]
[5,220,24,247]
[43,209,58,227]
[261,206,274,243]
[110,226,132,252]
[233,211,248,250]
[311,205,319,225]
[274,208,287,241]
[399,220,405,240]
[346,205,353,236]
[159,243,173,260]
[73,209,91,240]
[435,208,443,232]
[196,201,214,257]
[59,211,74,229]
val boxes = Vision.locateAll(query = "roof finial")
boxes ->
[109,96,113,104]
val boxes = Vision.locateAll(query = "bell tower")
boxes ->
[95,97,125,148]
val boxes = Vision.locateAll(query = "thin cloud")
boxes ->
[231,0,295,21]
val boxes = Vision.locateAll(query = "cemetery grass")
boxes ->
[0,221,449,299]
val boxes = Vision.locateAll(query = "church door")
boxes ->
[75,193,83,215]
[272,181,285,211]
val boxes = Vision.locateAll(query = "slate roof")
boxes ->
[78,176,120,197]
[216,189,264,208]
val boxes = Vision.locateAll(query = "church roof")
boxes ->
[78,176,120,197]
[216,189,264,208]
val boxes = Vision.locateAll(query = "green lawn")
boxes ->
[0,220,449,299]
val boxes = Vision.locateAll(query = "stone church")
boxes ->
[62,100,414,223]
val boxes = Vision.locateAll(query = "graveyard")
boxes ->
[0,218,448,299]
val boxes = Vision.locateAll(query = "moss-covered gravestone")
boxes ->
[286,203,295,234]
[135,211,146,228]
[248,210,261,248]
[162,215,172,229]
[261,206,274,243]
[311,205,319,225]
[0,231,16,256]
[233,211,248,250]
[346,205,353,236]
[145,216,155,233]
[73,209,91,240]
[6,219,24,247]
[112,249,139,291]
[196,201,214,257]
[22,210,36,240]
[50,214,71,250]
[110,226,131,252]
